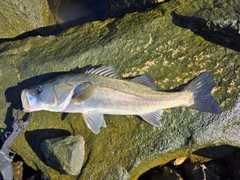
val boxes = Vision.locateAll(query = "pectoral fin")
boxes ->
[140,110,163,127]
[82,111,106,134]
[101,118,107,128]
[72,82,97,103]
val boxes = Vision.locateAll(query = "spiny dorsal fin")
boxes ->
[72,82,97,103]
[131,74,159,90]
[86,66,119,78]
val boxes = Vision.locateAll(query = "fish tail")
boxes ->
[184,72,221,114]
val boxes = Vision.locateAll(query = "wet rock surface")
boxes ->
[0,0,239,179]
[0,0,56,39]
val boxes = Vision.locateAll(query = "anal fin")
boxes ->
[139,110,163,127]
[82,111,106,134]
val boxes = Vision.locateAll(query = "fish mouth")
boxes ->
[21,90,31,112]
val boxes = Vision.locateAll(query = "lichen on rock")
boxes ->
[0,0,239,179]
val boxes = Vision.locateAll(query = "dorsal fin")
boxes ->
[131,74,159,90]
[86,66,119,78]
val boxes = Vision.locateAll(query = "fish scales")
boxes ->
[21,66,221,134]
[63,74,193,114]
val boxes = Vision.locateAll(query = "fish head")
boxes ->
[21,78,74,112]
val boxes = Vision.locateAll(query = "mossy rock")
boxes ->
[0,0,56,38]
[0,0,239,179]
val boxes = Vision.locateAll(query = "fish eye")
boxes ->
[36,86,42,94]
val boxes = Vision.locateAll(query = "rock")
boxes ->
[0,0,239,179]
[12,161,23,180]
[142,155,240,180]
[173,157,188,166]
[187,161,229,180]
[109,0,160,17]
[48,0,108,31]
[0,0,56,39]
[138,166,183,180]
[40,135,85,175]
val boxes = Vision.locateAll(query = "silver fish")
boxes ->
[21,66,221,134]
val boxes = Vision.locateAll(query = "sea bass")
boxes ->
[21,66,221,134]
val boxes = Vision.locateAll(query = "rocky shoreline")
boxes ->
[0,0,239,179]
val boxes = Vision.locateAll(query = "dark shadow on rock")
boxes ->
[0,0,166,43]
[171,11,240,52]
[61,113,69,121]
[12,154,40,180]
[109,0,166,17]
[25,129,71,163]
[48,0,109,30]
[0,0,108,43]
[3,65,94,138]
[0,24,61,44]
[193,145,240,159]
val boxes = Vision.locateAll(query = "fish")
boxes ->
[21,66,221,134]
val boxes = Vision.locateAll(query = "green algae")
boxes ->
[0,1,56,38]
[0,0,239,179]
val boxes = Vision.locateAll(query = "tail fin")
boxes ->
[184,72,221,114]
